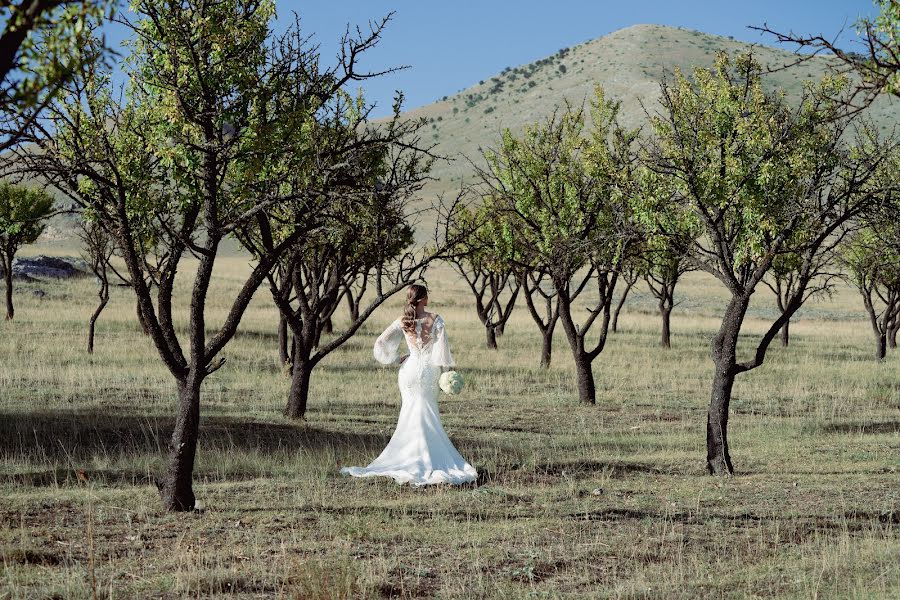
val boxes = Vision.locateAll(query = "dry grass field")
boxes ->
[1,250,898,598]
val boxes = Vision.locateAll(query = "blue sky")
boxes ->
[106,1,882,117]
[277,1,881,117]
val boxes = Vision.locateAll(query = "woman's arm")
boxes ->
[373,319,406,365]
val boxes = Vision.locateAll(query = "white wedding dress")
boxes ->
[340,314,478,486]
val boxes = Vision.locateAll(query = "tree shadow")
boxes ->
[0,409,393,486]
[0,408,516,489]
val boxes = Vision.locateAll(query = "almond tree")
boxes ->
[447,203,519,350]
[842,203,900,360]
[644,52,893,475]
[11,1,403,510]
[0,182,53,320]
[78,218,113,353]
[640,242,693,349]
[480,89,640,404]
[239,100,443,420]
[517,267,559,368]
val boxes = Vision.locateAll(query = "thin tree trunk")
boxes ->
[610,279,634,333]
[706,364,736,475]
[285,359,312,419]
[136,298,149,335]
[574,352,595,405]
[876,334,887,361]
[660,304,672,349]
[277,313,289,366]
[87,284,109,354]
[3,253,13,321]
[159,374,203,511]
[540,327,554,368]
[485,324,498,350]
[323,316,333,334]
[888,320,898,350]
[780,318,790,347]
[347,294,360,322]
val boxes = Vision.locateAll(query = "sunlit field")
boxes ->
[1,253,898,598]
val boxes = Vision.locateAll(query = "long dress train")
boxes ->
[340,314,477,486]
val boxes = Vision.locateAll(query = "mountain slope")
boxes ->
[406,24,899,204]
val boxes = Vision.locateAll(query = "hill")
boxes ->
[405,24,900,208]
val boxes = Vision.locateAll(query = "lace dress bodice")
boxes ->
[373,314,455,367]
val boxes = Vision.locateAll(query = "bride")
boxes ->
[341,283,478,486]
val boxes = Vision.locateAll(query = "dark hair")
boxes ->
[401,284,428,334]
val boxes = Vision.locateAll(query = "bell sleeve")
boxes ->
[373,318,405,365]
[430,315,456,367]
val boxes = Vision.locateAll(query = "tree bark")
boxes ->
[323,316,333,334]
[540,326,554,368]
[780,318,790,347]
[706,365,736,475]
[159,374,203,511]
[87,285,109,354]
[136,298,149,335]
[705,296,747,476]
[3,252,13,321]
[876,334,887,361]
[610,278,634,333]
[277,313,289,366]
[285,359,312,419]
[660,303,672,349]
[888,320,898,350]
[485,324,498,350]
[574,352,596,405]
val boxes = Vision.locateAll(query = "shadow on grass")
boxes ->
[813,420,900,435]
[0,409,518,489]
[0,409,393,486]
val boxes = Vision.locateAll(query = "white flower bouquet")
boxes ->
[439,370,464,395]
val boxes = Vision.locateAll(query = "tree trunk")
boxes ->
[876,333,887,361]
[485,324,498,350]
[323,316,333,334]
[159,375,203,511]
[660,304,672,349]
[345,293,360,323]
[497,321,506,337]
[285,359,312,419]
[136,298,149,335]
[780,318,790,347]
[3,253,13,321]
[540,329,553,368]
[610,282,632,333]
[574,352,596,404]
[888,321,898,350]
[705,297,747,476]
[706,364,736,476]
[277,313,289,366]
[87,288,109,354]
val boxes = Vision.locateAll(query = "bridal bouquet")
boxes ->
[439,370,464,395]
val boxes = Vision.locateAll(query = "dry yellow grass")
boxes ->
[0,253,898,598]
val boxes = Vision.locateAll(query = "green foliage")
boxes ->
[0,183,55,251]
[866,0,900,96]
[645,52,855,282]
[485,88,638,280]
[0,0,114,149]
